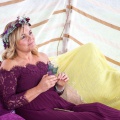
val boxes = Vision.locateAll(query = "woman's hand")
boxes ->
[36,74,57,93]
[56,72,69,90]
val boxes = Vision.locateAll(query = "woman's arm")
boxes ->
[0,59,57,110]
[55,73,69,95]
[24,74,57,102]
[0,69,28,110]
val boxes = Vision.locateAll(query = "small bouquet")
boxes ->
[47,61,58,75]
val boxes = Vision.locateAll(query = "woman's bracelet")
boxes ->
[55,85,65,93]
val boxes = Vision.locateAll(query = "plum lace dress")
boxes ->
[0,61,120,120]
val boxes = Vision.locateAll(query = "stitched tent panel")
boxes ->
[53,43,120,110]
[0,0,68,58]
[0,0,119,70]
[67,0,120,71]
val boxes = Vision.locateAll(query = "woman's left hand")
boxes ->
[56,72,69,88]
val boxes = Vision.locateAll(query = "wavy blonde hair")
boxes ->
[1,22,39,60]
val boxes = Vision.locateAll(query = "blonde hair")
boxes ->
[2,21,39,60]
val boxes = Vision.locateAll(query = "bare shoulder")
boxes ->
[0,59,17,71]
[39,52,49,60]
[39,52,49,63]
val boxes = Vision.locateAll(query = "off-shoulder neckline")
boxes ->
[0,61,48,72]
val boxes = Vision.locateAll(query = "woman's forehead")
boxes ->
[20,25,31,34]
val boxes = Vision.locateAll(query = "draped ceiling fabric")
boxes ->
[0,0,120,71]
[67,0,120,71]
[0,0,68,57]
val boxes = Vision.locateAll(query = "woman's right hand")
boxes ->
[36,74,57,93]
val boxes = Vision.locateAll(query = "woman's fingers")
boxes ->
[43,74,57,81]
[57,72,65,79]
[64,77,69,82]
[62,75,69,81]
[46,75,57,86]
[42,74,48,78]
[57,72,69,81]
[41,74,57,87]
[38,74,58,92]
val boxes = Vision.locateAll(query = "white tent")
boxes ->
[0,1,120,119]
[0,0,120,70]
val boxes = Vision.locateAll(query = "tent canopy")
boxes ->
[0,0,120,70]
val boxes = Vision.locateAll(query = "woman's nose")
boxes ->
[26,34,31,40]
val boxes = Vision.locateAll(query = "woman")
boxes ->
[0,16,120,120]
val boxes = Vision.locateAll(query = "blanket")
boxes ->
[51,43,120,110]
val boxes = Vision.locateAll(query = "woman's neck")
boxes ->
[16,52,33,62]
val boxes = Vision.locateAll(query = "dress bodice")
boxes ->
[0,61,48,110]
[15,61,48,93]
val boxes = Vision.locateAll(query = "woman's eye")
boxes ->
[21,35,26,39]
[29,31,32,35]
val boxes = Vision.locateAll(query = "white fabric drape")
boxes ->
[0,0,119,70]
[0,0,68,57]
[67,0,120,70]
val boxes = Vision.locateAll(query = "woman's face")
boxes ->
[16,25,35,53]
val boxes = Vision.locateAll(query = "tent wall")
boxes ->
[66,0,120,70]
[0,0,68,57]
[0,0,120,70]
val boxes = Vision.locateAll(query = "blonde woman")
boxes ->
[0,17,120,120]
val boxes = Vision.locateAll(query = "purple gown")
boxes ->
[0,61,120,120]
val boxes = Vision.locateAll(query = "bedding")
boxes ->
[0,113,25,120]
[52,43,120,110]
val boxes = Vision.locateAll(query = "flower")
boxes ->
[1,16,31,49]
[47,61,58,75]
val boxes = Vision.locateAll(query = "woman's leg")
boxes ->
[72,102,120,120]
[16,108,102,120]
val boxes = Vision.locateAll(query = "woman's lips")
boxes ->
[28,41,34,46]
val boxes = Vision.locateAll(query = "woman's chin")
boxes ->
[29,42,35,49]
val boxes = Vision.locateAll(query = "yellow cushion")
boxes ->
[50,43,120,110]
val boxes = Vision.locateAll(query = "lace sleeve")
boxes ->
[0,69,28,110]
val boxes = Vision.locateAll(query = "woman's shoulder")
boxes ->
[39,52,48,58]
[39,52,49,62]
[0,59,17,71]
